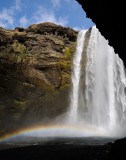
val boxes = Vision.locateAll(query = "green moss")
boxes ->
[6,41,30,70]
[29,77,54,92]
[63,46,75,60]
[12,41,26,54]
[57,43,76,70]
[11,41,27,64]
[58,61,71,70]
[14,100,26,108]
[60,84,70,90]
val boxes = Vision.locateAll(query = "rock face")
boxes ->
[108,138,126,160]
[0,22,77,135]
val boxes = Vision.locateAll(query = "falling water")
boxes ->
[69,26,126,135]
[69,30,87,121]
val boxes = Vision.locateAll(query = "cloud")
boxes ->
[0,0,22,28]
[0,21,7,28]
[19,16,28,27]
[15,0,22,11]
[57,17,68,26]
[51,0,61,8]
[0,1,68,29]
[32,6,68,26]
[0,8,14,28]
[73,26,86,31]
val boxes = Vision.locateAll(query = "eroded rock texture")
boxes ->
[0,22,77,135]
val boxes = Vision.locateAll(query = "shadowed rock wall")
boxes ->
[77,0,126,66]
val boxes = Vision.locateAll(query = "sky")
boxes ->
[0,0,95,30]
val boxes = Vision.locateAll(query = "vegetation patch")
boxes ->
[58,43,76,70]
[12,41,26,53]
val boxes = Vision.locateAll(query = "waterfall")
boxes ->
[69,30,87,122]
[69,26,126,134]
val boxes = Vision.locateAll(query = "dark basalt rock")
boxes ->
[76,0,126,66]
[0,141,112,160]
[15,27,25,32]
[108,138,126,160]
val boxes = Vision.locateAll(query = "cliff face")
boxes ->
[0,22,77,135]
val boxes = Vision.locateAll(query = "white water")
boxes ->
[69,26,126,136]
[69,30,87,121]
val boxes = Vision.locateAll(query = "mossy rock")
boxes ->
[63,45,76,60]
[13,100,27,108]
[56,43,75,70]
[12,41,26,54]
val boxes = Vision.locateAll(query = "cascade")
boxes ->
[69,26,126,133]
[69,30,87,121]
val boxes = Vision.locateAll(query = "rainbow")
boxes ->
[0,123,110,142]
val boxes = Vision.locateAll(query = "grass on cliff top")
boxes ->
[0,28,26,39]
